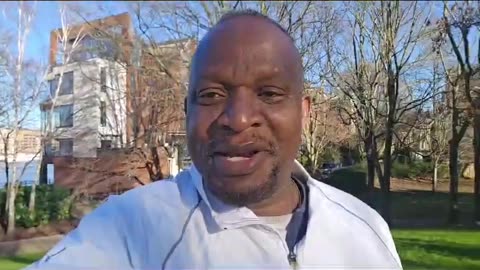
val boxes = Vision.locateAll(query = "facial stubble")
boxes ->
[204,160,281,207]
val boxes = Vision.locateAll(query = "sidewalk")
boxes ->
[0,235,63,257]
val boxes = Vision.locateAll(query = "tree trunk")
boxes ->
[473,114,480,223]
[6,158,17,236]
[6,183,16,235]
[378,65,396,226]
[364,133,376,207]
[366,155,375,207]
[29,181,36,213]
[150,147,163,181]
[381,125,393,226]
[448,139,460,225]
[29,154,43,215]
[307,150,320,176]
[39,158,48,185]
[5,127,18,236]
[1,154,9,231]
[432,158,438,193]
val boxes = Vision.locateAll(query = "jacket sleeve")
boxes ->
[24,195,134,270]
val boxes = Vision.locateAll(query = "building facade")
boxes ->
[41,59,128,158]
[39,13,193,194]
[41,13,134,159]
[0,128,42,162]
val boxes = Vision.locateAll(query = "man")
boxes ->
[27,10,402,270]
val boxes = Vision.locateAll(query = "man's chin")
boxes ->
[207,170,279,206]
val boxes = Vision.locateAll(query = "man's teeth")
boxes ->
[226,156,249,161]
[215,151,259,160]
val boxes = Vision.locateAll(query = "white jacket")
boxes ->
[27,161,402,270]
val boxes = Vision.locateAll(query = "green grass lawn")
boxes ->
[326,166,475,227]
[0,230,478,269]
[393,229,480,269]
[0,253,43,270]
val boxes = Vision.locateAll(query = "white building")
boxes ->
[0,128,42,162]
[41,58,127,158]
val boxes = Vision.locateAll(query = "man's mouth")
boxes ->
[209,143,271,176]
[213,150,260,161]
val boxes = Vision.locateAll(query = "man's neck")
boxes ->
[248,178,300,216]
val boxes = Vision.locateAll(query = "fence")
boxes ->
[0,161,54,188]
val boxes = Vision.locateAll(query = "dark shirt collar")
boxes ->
[286,175,310,253]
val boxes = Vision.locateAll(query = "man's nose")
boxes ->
[217,88,262,133]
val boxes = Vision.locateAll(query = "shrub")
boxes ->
[413,161,434,177]
[0,185,73,228]
[391,161,435,179]
[437,164,449,179]
[391,162,412,178]
[320,146,342,164]
[324,165,367,197]
[339,145,363,165]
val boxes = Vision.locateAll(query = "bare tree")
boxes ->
[428,59,450,192]
[301,88,351,174]
[326,2,389,207]
[327,2,434,223]
[433,0,479,223]
[373,1,433,224]
[29,2,87,214]
[399,59,450,192]
[0,2,41,235]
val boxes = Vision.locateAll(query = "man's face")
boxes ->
[186,17,309,206]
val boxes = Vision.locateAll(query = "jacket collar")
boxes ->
[188,160,313,231]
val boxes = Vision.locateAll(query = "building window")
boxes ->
[70,36,118,62]
[54,104,73,128]
[50,71,74,96]
[108,25,123,35]
[100,101,107,127]
[45,141,57,156]
[57,139,73,156]
[100,67,107,92]
[100,140,112,149]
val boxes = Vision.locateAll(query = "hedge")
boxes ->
[323,165,368,197]
[0,185,73,228]
[391,161,450,179]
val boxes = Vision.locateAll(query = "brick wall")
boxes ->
[51,147,170,196]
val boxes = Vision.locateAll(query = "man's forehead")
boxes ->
[198,30,285,58]
[189,16,303,88]
[196,57,285,76]
[198,16,297,58]
[194,39,293,75]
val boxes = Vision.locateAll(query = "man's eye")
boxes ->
[258,87,285,102]
[260,91,281,97]
[199,92,223,99]
[196,89,226,104]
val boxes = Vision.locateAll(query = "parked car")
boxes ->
[320,162,340,178]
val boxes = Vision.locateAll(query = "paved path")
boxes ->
[0,234,64,257]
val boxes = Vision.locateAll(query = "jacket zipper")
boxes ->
[259,225,298,270]
[288,245,298,270]
[226,223,300,269]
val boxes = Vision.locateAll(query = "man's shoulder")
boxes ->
[308,179,380,223]
[26,170,199,269]
[309,178,389,232]
[121,169,198,204]
[308,178,401,266]
[101,169,198,216]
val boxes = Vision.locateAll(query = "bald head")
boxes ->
[189,12,304,97]
[217,9,295,43]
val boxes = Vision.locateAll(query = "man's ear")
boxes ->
[301,95,311,129]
